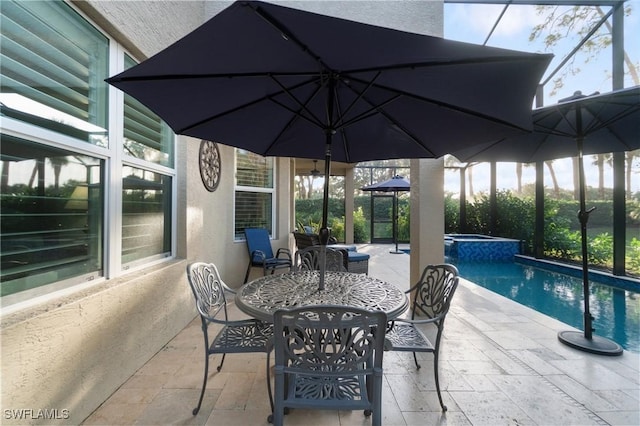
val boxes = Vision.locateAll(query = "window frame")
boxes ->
[233,150,276,241]
[0,0,177,308]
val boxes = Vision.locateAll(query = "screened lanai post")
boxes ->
[534,161,545,258]
[612,2,626,276]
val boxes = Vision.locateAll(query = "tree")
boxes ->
[545,160,561,198]
[531,3,639,199]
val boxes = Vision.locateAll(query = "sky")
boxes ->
[442,0,640,194]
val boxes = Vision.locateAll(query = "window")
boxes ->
[123,55,173,167]
[121,55,174,268]
[0,0,109,146]
[122,166,172,265]
[0,0,175,304]
[0,136,103,297]
[234,150,274,240]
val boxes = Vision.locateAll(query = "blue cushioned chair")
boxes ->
[244,228,292,283]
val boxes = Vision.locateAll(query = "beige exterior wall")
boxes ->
[0,1,443,424]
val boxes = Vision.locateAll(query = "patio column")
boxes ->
[410,158,445,290]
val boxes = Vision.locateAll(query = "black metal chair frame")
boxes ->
[294,245,348,272]
[384,264,459,412]
[269,305,387,426]
[244,228,292,283]
[187,262,274,415]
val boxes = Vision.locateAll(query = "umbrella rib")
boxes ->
[332,78,436,157]
[347,75,532,132]
[247,1,331,72]
[582,103,640,140]
[177,76,324,134]
[336,95,403,130]
[269,75,326,129]
[245,1,535,75]
[263,77,331,154]
[539,102,639,141]
[343,55,552,75]
[108,55,544,83]
[333,71,383,129]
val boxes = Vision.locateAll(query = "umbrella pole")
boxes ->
[390,190,403,254]
[557,118,622,355]
[317,143,332,291]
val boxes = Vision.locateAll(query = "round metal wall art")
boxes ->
[199,140,221,192]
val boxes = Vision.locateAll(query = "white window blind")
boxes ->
[234,150,274,239]
[0,0,109,146]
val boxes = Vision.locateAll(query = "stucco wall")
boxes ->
[1,262,191,425]
[1,2,209,425]
[1,1,443,424]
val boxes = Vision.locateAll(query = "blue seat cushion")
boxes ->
[331,244,357,252]
[347,252,369,261]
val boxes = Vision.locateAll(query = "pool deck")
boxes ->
[83,244,640,426]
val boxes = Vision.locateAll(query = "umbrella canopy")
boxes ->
[452,86,640,163]
[362,175,410,253]
[361,175,411,193]
[106,0,551,235]
[452,86,640,356]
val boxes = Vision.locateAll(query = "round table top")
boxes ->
[235,271,409,322]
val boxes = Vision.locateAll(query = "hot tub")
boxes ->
[444,234,520,261]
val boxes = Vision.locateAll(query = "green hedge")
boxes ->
[296,194,640,275]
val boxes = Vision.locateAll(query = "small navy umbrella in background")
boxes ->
[452,86,640,356]
[362,175,411,254]
[106,0,552,288]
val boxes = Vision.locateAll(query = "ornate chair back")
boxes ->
[270,305,387,426]
[384,264,459,412]
[187,262,274,416]
[294,246,347,272]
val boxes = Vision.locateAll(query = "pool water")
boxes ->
[451,260,640,353]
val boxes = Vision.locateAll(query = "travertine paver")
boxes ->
[82,244,640,426]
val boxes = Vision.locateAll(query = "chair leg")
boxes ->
[433,351,447,412]
[266,351,274,413]
[412,352,422,369]
[216,353,226,372]
[244,262,252,283]
[193,352,209,415]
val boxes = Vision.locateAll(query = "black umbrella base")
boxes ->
[558,330,623,356]
[389,250,404,254]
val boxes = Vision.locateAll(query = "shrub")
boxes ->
[627,238,640,272]
[330,217,345,242]
[353,206,369,243]
[588,233,613,267]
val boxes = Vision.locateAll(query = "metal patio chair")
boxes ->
[244,228,292,283]
[268,305,387,426]
[187,262,274,415]
[384,264,459,412]
[294,245,348,272]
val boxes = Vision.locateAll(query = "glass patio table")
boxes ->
[235,270,409,322]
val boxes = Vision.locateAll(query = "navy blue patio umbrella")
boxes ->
[106,1,551,240]
[453,86,640,356]
[362,175,410,254]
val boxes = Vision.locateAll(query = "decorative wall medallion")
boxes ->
[199,140,221,192]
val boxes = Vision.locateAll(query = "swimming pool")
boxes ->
[450,258,640,353]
